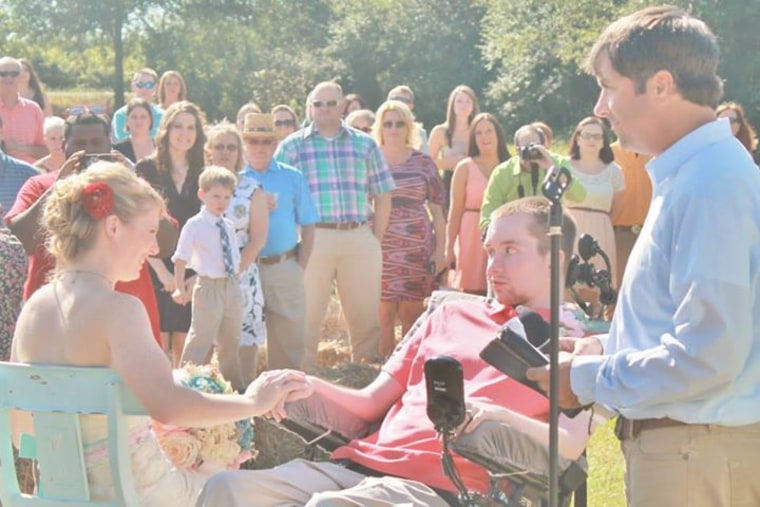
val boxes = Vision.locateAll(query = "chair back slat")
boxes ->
[0,362,147,506]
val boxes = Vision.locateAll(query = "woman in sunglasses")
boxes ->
[345,108,375,134]
[271,104,299,139]
[136,101,206,366]
[566,116,625,312]
[114,98,156,163]
[372,100,446,357]
[717,102,759,164]
[205,121,244,173]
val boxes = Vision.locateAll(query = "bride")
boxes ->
[10,162,313,505]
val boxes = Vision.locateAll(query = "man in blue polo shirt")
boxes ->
[241,113,320,370]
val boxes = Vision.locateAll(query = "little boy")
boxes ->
[172,166,245,392]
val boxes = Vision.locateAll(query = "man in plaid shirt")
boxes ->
[276,81,395,368]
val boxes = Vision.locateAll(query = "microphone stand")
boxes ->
[541,165,572,507]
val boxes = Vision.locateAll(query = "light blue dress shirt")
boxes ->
[242,159,320,257]
[572,119,760,425]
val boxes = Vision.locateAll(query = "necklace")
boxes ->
[58,269,114,287]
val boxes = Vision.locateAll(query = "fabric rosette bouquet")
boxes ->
[152,362,256,473]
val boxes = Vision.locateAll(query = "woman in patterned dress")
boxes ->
[206,121,268,383]
[373,100,446,356]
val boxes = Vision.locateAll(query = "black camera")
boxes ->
[81,153,116,170]
[519,143,543,162]
[425,356,466,433]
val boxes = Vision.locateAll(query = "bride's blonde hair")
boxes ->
[43,162,165,263]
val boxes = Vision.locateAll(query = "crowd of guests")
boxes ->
[2,54,760,373]
[2,5,760,505]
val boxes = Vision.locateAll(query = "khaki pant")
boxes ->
[195,459,450,507]
[622,422,760,506]
[180,276,244,392]
[259,257,307,370]
[303,226,382,368]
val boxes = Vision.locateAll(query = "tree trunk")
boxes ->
[113,4,125,112]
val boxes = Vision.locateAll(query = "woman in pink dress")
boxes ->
[446,113,510,294]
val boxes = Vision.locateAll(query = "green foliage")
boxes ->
[2,0,758,133]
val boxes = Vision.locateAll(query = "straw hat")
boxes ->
[241,113,278,138]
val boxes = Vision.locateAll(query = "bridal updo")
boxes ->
[43,162,165,263]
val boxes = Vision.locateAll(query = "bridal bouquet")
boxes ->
[152,363,256,473]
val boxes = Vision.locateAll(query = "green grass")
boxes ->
[584,419,626,506]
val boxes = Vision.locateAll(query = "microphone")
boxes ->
[578,234,600,261]
[518,307,551,352]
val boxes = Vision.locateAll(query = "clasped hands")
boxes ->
[244,369,313,421]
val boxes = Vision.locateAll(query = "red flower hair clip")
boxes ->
[82,182,114,220]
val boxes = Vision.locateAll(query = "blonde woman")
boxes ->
[158,70,187,111]
[10,163,311,505]
[373,100,446,356]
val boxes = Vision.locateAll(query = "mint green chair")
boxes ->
[0,362,147,506]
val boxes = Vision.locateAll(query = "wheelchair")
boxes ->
[277,290,602,507]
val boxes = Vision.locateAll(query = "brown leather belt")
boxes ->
[614,415,689,441]
[613,225,643,234]
[258,246,298,265]
[315,221,365,230]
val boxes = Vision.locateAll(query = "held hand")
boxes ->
[184,275,197,295]
[265,193,277,211]
[110,150,134,170]
[57,151,86,181]
[432,251,447,276]
[244,369,314,420]
[171,288,187,305]
[160,273,176,293]
[444,248,456,269]
[526,352,582,409]
[457,400,499,436]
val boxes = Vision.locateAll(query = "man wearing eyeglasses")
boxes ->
[275,81,395,368]
[479,123,587,231]
[111,68,163,143]
[240,113,318,370]
[0,56,46,163]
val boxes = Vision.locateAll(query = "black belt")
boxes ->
[614,416,689,441]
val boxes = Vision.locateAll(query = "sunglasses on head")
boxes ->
[389,96,412,104]
[69,105,107,116]
[134,80,155,90]
[312,100,338,108]
[274,119,296,127]
[383,120,406,129]
[245,138,275,146]
[0,70,21,78]
[213,143,238,152]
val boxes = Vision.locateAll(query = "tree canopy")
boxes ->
[2,0,758,136]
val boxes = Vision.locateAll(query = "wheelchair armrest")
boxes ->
[451,420,587,500]
[281,392,382,454]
